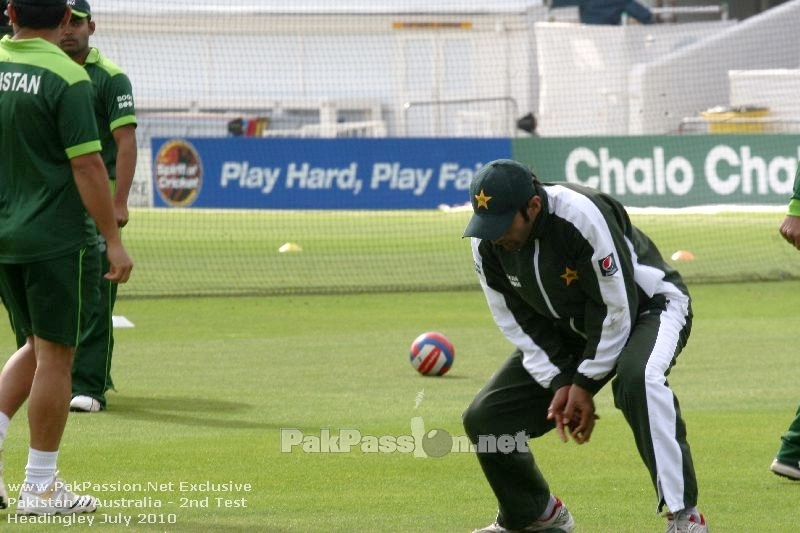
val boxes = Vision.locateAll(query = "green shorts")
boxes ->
[0,246,101,347]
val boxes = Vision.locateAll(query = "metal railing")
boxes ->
[650,4,729,21]
[261,120,388,138]
[678,116,800,134]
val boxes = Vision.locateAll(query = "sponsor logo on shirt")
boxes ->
[117,94,133,110]
[507,274,521,288]
[598,253,618,276]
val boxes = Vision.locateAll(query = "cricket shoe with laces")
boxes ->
[770,458,800,480]
[665,511,708,533]
[472,497,574,533]
[17,475,97,515]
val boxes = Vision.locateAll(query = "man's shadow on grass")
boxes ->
[105,395,277,430]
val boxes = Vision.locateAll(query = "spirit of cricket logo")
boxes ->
[280,418,529,457]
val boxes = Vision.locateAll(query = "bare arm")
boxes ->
[111,124,137,228]
[70,152,133,283]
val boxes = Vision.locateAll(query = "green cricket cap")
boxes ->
[66,0,89,18]
[463,159,536,241]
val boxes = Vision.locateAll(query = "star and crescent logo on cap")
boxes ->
[474,189,492,210]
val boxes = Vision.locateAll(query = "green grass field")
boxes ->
[0,281,799,532]
[121,208,800,298]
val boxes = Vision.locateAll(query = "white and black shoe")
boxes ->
[70,395,102,413]
[665,511,709,533]
[472,496,574,532]
[16,474,97,515]
[771,458,800,480]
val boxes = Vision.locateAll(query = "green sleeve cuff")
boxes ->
[65,140,102,159]
[110,115,137,132]
[788,198,800,217]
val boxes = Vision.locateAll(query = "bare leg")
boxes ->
[28,337,74,452]
[0,337,37,420]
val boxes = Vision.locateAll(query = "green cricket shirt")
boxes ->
[0,35,101,262]
[83,47,137,180]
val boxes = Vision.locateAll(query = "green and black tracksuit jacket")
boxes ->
[470,180,690,394]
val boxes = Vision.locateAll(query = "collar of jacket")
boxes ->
[529,180,550,240]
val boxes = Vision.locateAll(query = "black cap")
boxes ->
[12,0,67,6]
[66,0,89,17]
[463,159,536,241]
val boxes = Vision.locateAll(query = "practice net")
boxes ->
[21,0,800,297]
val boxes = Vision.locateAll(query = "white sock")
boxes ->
[0,411,10,447]
[24,448,58,492]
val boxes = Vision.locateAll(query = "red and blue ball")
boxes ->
[409,332,454,376]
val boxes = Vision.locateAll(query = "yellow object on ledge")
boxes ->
[700,105,770,133]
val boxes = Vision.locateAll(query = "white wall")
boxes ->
[729,69,800,124]
[93,9,547,138]
[93,1,800,141]
[93,0,544,15]
[630,0,800,134]
[535,20,736,136]
[535,0,800,136]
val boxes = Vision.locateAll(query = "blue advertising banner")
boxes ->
[151,137,511,209]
